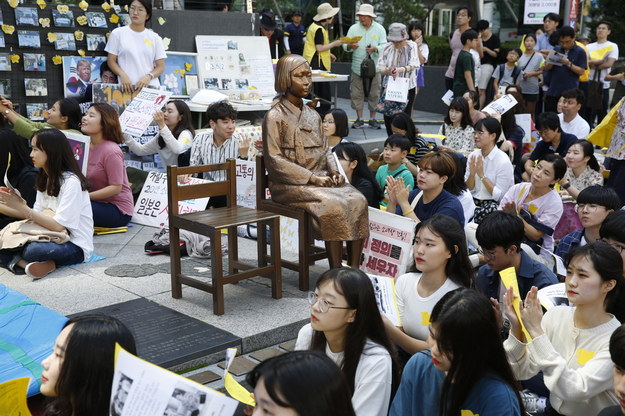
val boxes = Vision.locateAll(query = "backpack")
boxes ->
[361,54,376,79]
[497,63,521,86]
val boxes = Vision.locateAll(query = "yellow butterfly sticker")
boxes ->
[106,32,111,39]
[162,37,171,50]
[184,63,193,72]
[2,25,15,35]
[52,56,63,65]
[7,0,19,8]
[179,69,186,78]
[421,312,431,326]
[144,38,153,46]
[79,0,89,11]
[78,49,86,57]
[109,14,119,24]
[56,5,69,13]
[39,18,50,28]
[74,30,84,41]
[577,349,595,366]
[158,17,166,25]
[101,2,111,12]
[528,204,538,215]
[76,15,88,26]
[10,54,20,64]
[36,0,46,10]
[47,33,57,43]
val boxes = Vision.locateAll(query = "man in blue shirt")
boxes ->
[544,26,588,112]
[284,10,306,56]
[475,211,558,300]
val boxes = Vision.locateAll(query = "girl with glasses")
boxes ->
[384,215,473,358]
[504,241,625,416]
[295,267,397,416]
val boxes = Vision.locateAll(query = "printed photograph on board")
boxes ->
[52,10,74,27]
[26,103,47,121]
[24,78,48,96]
[17,30,41,48]
[86,12,108,28]
[0,80,10,97]
[0,53,10,71]
[62,56,112,101]
[14,7,38,26]
[86,33,107,51]
[23,53,46,72]
[54,32,77,51]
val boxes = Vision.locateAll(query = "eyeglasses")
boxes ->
[473,130,488,136]
[322,119,335,124]
[307,292,352,313]
[601,238,625,254]
[576,203,604,213]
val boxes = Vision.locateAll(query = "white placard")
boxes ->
[119,88,173,137]
[235,159,256,208]
[62,131,90,176]
[367,273,402,326]
[110,345,238,416]
[515,113,533,144]
[385,77,409,103]
[523,0,561,25]
[441,89,454,106]
[131,171,210,228]
[482,94,518,116]
[359,207,417,279]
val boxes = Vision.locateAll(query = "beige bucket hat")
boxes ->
[314,3,340,21]
[356,3,376,18]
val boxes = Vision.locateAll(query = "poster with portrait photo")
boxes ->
[85,12,107,28]
[14,7,38,26]
[0,80,10,97]
[86,34,106,51]
[54,33,77,51]
[52,10,74,27]
[0,53,10,71]
[26,103,47,121]
[23,53,46,72]
[18,30,40,48]
[25,78,48,96]
[62,56,110,99]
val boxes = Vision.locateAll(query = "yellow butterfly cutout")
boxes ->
[461,411,479,416]
[158,17,166,25]
[74,30,84,41]
[179,69,186,78]
[101,2,111,12]
[39,18,50,28]
[7,0,19,8]
[79,0,89,11]
[10,54,20,64]
[184,63,192,71]
[577,349,595,366]
[36,0,46,10]
[173,69,180,75]
[52,56,63,65]
[106,32,111,39]
[144,38,153,46]
[78,49,86,57]
[528,204,538,215]
[47,33,57,42]
[56,5,69,13]
[421,312,431,326]
[2,25,15,35]
[76,15,87,26]
[162,37,171,50]
[109,14,119,24]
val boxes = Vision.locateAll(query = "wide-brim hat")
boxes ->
[260,11,277,30]
[387,23,408,41]
[314,3,340,21]
[356,3,376,18]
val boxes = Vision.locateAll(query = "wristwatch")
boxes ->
[3,109,9,115]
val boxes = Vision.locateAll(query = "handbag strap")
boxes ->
[521,52,535,72]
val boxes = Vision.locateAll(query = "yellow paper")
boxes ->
[57,5,69,13]
[101,2,111,12]
[224,348,255,406]
[7,0,19,8]
[500,267,532,341]
[339,36,362,43]
[109,14,119,23]
[39,18,50,28]
[79,0,89,11]
[74,30,84,41]
[0,377,33,416]
[10,54,20,64]
[184,62,192,72]
[47,33,57,42]
[77,49,86,57]
[158,17,166,25]
[162,37,171,50]
[589,45,613,61]
[52,56,63,65]
[2,25,15,35]
[76,15,88,26]
[576,349,595,366]
[36,0,46,9]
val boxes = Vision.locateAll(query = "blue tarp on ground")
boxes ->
[0,284,67,397]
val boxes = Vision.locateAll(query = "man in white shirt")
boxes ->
[586,21,619,125]
[558,88,590,140]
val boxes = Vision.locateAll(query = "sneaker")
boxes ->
[352,119,365,129]
[25,260,56,280]
[368,119,382,129]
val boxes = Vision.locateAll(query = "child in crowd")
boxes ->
[390,288,524,415]
[334,142,384,208]
[408,21,429,104]
[452,29,478,98]
[283,10,306,56]
[518,34,544,119]
[504,241,625,416]
[41,315,136,416]
[0,129,93,279]
[384,215,473,356]
[556,186,621,259]
[295,267,397,416]
[386,151,464,226]
[390,112,429,177]
[375,134,414,199]
[247,350,356,416]
[476,211,558,301]
[81,103,134,228]
[492,48,522,93]
[598,324,625,416]
[124,100,195,169]
[438,97,475,156]
[323,108,350,149]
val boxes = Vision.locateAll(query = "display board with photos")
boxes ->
[159,51,198,97]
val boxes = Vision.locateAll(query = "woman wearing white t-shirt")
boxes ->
[105,0,166,93]
[384,214,474,355]
[295,267,397,416]
[0,129,93,279]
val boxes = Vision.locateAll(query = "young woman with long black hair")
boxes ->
[333,142,383,208]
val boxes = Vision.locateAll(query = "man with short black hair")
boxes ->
[477,19,500,108]
[586,21,619,126]
[558,88,590,139]
[452,29,478,98]
[537,12,560,55]
[523,112,576,179]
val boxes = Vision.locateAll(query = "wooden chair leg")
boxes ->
[270,217,282,299]
[257,222,268,267]
[211,230,225,316]
[228,226,238,275]
[298,215,310,291]
[170,225,183,299]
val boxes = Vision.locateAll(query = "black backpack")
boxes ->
[497,63,521,86]
[361,54,376,79]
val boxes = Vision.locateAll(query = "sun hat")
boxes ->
[356,4,376,18]
[313,3,340,21]
[260,10,277,30]
[387,23,408,42]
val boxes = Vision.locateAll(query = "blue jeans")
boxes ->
[92,201,132,228]
[0,241,84,270]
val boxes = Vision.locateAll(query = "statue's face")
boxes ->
[288,62,312,98]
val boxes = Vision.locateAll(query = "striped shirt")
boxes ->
[189,131,240,181]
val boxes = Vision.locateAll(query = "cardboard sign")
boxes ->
[119,88,172,137]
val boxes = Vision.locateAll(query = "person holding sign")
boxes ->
[105,0,166,94]
[81,104,134,228]
[41,315,136,416]
[504,241,625,416]
[390,288,524,416]
[384,215,473,356]
[295,267,397,416]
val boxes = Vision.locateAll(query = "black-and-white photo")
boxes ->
[110,373,133,416]
[204,78,218,89]
[0,80,10,97]
[86,12,107,28]
[15,7,38,26]
[220,79,232,90]
[54,33,77,51]
[52,10,74,27]
[18,30,41,48]
[24,78,48,96]
[0,53,10,71]
[162,383,208,416]
[86,34,106,51]
[235,79,249,89]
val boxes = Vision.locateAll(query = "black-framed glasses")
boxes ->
[307,291,352,313]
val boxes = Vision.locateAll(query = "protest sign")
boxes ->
[62,131,90,176]
[367,273,401,326]
[482,94,518,115]
[119,88,172,137]
[235,159,256,208]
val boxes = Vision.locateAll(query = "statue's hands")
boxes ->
[309,175,334,187]
[329,171,345,186]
